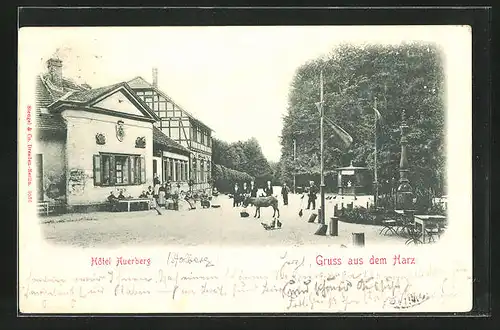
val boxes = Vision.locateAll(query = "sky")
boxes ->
[20,26,468,162]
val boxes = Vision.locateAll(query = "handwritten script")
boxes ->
[19,252,472,313]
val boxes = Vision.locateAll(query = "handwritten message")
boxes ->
[19,250,472,313]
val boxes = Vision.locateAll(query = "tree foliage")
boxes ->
[212,164,254,193]
[278,42,446,204]
[212,137,273,187]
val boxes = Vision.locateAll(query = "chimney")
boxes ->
[47,58,63,87]
[152,67,158,88]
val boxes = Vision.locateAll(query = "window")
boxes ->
[171,127,180,140]
[200,160,205,182]
[178,162,182,181]
[166,159,171,180]
[206,160,211,181]
[192,127,197,141]
[208,136,211,147]
[201,132,205,145]
[115,156,128,184]
[163,158,188,182]
[93,153,145,186]
[192,159,197,183]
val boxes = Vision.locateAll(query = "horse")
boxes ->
[242,195,280,219]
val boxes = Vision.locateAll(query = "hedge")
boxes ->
[212,163,254,193]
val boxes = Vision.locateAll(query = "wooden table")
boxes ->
[414,215,447,243]
[118,198,151,212]
[395,209,416,215]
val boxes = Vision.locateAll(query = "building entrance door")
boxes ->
[153,159,158,178]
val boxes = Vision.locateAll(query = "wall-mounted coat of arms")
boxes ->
[116,120,125,142]
[95,133,106,145]
[135,136,146,148]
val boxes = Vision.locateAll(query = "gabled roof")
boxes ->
[127,76,214,132]
[48,81,161,122]
[64,82,123,103]
[36,75,162,131]
[127,76,152,89]
[153,126,190,154]
[36,74,90,108]
[35,75,81,131]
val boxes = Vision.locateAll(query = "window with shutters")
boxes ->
[200,160,205,182]
[93,153,145,186]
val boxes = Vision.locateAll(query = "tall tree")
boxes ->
[212,137,273,186]
[280,42,446,208]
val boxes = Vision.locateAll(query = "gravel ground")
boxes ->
[40,194,407,248]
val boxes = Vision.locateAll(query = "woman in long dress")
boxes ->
[158,182,166,207]
[146,186,162,215]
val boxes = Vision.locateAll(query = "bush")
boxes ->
[212,164,254,193]
[339,207,373,224]
[427,202,446,216]
[338,206,387,226]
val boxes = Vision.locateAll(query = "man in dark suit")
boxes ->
[242,182,249,196]
[281,183,290,205]
[264,181,274,196]
[249,180,258,198]
[233,183,241,207]
[306,181,318,210]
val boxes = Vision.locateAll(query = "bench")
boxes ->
[116,198,151,212]
[37,202,50,216]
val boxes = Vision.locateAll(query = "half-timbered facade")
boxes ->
[128,73,213,192]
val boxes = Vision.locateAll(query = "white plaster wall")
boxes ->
[36,137,66,202]
[62,109,153,205]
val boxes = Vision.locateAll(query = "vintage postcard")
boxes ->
[18,25,472,313]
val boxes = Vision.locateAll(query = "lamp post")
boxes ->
[373,96,379,209]
[397,110,413,210]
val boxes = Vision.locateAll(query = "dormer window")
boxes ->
[40,107,49,114]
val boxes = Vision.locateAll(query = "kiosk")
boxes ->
[335,161,372,196]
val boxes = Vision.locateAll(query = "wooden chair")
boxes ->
[404,225,423,245]
[423,220,447,243]
[379,218,400,236]
[379,211,403,236]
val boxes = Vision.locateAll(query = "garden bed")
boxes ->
[337,207,386,226]
[337,203,446,226]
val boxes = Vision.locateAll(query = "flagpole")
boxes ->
[374,96,379,209]
[293,138,296,194]
[319,70,326,224]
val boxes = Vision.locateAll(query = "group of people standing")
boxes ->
[230,180,319,209]
[135,173,183,210]
[232,180,259,207]
[231,180,313,207]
